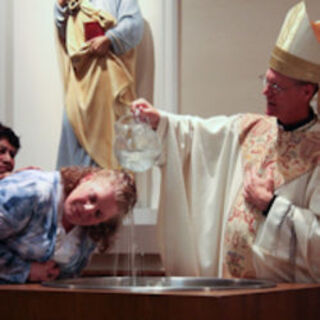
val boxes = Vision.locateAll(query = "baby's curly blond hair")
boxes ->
[60,166,137,252]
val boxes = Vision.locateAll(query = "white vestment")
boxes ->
[156,111,320,282]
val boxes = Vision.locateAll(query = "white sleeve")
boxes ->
[156,110,240,166]
[253,166,320,282]
[155,110,242,276]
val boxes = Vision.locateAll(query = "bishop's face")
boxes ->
[262,69,312,125]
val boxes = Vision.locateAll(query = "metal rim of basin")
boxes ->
[42,276,276,292]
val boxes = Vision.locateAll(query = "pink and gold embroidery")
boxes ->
[223,114,320,278]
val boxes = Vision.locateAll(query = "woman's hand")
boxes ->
[28,260,60,282]
[131,98,160,130]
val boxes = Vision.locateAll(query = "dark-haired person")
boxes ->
[0,167,136,283]
[0,123,20,179]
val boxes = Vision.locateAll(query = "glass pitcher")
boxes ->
[114,113,161,172]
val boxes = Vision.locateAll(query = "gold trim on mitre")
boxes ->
[269,1,320,83]
[270,46,320,83]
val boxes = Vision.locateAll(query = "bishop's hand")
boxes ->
[243,166,274,212]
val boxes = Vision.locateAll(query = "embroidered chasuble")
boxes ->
[223,114,320,278]
[58,0,136,169]
[156,111,320,282]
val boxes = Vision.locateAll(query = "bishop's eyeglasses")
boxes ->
[260,75,302,94]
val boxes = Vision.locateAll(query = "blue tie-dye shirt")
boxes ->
[0,170,95,284]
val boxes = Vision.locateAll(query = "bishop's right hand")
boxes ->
[130,98,160,130]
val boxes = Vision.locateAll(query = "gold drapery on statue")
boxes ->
[57,0,136,169]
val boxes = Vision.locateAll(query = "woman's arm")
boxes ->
[0,170,61,283]
[0,243,31,284]
[0,246,59,283]
[28,261,60,282]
